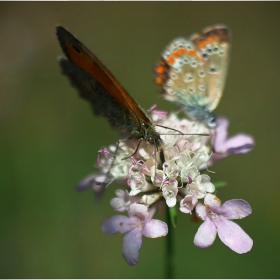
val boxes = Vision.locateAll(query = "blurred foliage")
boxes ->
[0,2,279,278]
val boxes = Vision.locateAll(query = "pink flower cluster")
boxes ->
[77,108,254,265]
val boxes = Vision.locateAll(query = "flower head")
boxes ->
[77,106,254,264]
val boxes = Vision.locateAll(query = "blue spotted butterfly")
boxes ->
[155,25,230,128]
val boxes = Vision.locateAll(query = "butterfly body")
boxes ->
[56,26,163,148]
[155,25,230,128]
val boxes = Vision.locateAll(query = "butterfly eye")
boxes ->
[147,136,154,144]
[207,115,217,128]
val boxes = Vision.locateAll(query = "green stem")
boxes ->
[165,206,175,279]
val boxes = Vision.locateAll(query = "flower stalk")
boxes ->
[166,206,176,279]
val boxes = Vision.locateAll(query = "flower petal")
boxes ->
[194,217,217,248]
[213,117,255,156]
[198,174,215,193]
[110,197,127,212]
[213,117,229,150]
[220,199,252,220]
[76,173,97,192]
[224,134,255,154]
[140,192,162,207]
[76,173,113,199]
[177,153,192,169]
[187,182,206,199]
[128,203,149,220]
[163,159,179,179]
[166,197,177,207]
[180,195,198,214]
[122,228,142,265]
[162,182,178,207]
[142,219,168,238]
[215,217,253,254]
[101,215,132,234]
[195,203,207,220]
[180,166,199,183]
[192,150,210,168]
[163,146,180,161]
[204,194,221,210]
[110,163,129,178]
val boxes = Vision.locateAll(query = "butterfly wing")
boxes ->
[155,25,230,122]
[56,26,151,133]
[191,26,230,111]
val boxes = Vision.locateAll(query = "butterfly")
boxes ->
[155,25,230,128]
[56,26,164,155]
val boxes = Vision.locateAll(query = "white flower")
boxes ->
[129,172,156,196]
[162,181,178,207]
[162,159,179,180]
[180,174,215,199]
[180,195,198,214]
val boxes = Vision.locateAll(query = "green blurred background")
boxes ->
[0,2,279,278]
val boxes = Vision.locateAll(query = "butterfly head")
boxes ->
[141,123,164,148]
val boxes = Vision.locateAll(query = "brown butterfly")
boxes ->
[56,26,207,158]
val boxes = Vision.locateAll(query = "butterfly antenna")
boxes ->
[155,124,209,136]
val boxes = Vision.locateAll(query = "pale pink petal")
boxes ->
[223,134,255,154]
[194,217,217,248]
[195,203,207,220]
[180,195,198,214]
[204,194,221,209]
[76,173,112,199]
[101,215,132,234]
[76,173,96,191]
[142,219,168,238]
[213,117,229,151]
[215,217,253,254]
[214,117,254,155]
[220,199,252,220]
[128,203,149,220]
[122,228,142,266]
